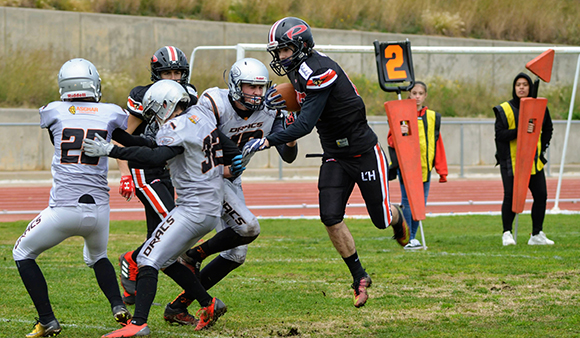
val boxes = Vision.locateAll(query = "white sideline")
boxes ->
[2,198,579,217]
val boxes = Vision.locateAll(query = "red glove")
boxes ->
[119,175,135,201]
[439,175,447,183]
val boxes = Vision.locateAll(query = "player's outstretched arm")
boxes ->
[83,134,183,166]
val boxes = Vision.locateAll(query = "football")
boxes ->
[273,83,301,112]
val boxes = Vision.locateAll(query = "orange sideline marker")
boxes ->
[526,49,555,83]
[512,97,547,214]
[385,99,425,221]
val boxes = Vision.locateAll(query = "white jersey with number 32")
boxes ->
[156,105,224,216]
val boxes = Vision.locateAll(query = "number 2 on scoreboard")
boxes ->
[384,45,407,80]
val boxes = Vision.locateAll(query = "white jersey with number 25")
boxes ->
[40,101,128,207]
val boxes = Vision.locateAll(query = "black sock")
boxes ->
[132,266,159,325]
[16,259,55,324]
[200,255,242,290]
[131,244,144,263]
[343,252,366,281]
[186,227,258,260]
[93,258,124,308]
[164,261,213,308]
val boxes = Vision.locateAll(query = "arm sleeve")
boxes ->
[275,144,298,163]
[541,107,553,151]
[219,129,241,165]
[271,111,298,163]
[266,88,331,146]
[493,106,517,142]
[433,134,448,176]
[109,145,184,166]
[112,128,156,147]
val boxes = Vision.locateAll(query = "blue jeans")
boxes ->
[398,170,431,240]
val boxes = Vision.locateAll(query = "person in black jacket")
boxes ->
[493,72,554,246]
[243,17,410,308]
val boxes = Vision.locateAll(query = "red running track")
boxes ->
[1,177,579,222]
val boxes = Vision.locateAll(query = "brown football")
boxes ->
[274,83,301,112]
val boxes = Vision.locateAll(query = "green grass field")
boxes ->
[1,215,579,337]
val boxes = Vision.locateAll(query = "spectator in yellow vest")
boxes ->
[387,81,448,249]
[493,72,554,246]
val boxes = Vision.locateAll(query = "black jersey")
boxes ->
[124,82,198,169]
[266,51,377,158]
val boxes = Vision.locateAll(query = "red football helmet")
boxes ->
[267,17,315,76]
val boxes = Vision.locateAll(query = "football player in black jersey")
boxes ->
[243,17,410,308]
[117,46,199,306]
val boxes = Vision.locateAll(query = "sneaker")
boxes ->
[112,304,132,326]
[351,273,372,308]
[163,303,198,326]
[404,238,422,250]
[27,318,61,337]
[528,231,555,245]
[119,251,138,305]
[391,205,410,246]
[101,323,150,337]
[195,298,227,331]
[178,253,201,277]
[502,231,516,246]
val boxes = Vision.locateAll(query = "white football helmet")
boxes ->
[142,80,190,126]
[58,58,102,102]
[227,58,272,110]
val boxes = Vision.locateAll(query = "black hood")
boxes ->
[509,72,533,109]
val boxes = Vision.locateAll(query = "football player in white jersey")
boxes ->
[164,58,298,317]
[12,58,131,338]
[116,46,199,306]
[83,80,243,337]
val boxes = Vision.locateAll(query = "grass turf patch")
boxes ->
[1,214,579,337]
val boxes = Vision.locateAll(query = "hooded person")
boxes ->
[493,72,554,246]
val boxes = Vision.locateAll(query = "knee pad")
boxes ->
[84,251,108,268]
[220,245,248,264]
[237,216,260,237]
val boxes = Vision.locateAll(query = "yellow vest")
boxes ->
[417,109,439,182]
[499,102,544,175]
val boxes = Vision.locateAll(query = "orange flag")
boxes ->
[385,99,425,221]
[512,97,547,213]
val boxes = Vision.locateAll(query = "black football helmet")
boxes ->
[150,46,189,83]
[267,17,314,76]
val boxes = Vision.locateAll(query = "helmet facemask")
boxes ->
[142,80,190,126]
[267,41,307,77]
[227,58,272,111]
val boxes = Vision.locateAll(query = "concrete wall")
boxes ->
[1,108,578,173]
[1,6,579,89]
[1,7,579,173]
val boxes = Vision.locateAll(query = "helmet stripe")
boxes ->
[269,19,284,44]
[165,46,178,61]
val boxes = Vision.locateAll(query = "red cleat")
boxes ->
[352,274,372,308]
[195,298,227,331]
[119,251,138,305]
[101,323,150,337]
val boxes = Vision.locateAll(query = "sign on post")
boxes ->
[374,40,415,93]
